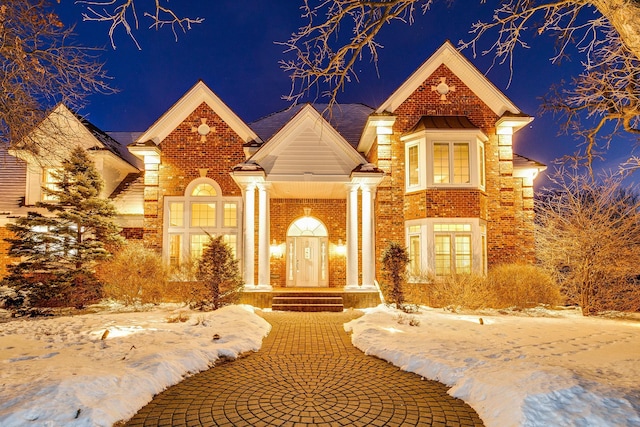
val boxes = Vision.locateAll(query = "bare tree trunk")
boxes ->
[593,0,640,59]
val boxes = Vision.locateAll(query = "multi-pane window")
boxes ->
[164,179,240,267]
[433,142,470,185]
[191,203,216,227]
[407,145,419,187]
[42,168,61,201]
[408,225,421,276]
[434,223,472,275]
[169,203,184,227]
[478,143,486,189]
[224,203,237,227]
[168,234,182,269]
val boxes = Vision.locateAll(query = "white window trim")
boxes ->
[402,129,487,192]
[163,178,242,265]
[404,141,424,192]
[405,217,487,277]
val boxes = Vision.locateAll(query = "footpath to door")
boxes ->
[124,311,484,427]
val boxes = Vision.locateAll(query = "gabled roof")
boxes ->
[250,103,373,149]
[136,81,260,145]
[377,41,522,117]
[249,104,366,177]
[12,104,140,171]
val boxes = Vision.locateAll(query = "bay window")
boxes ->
[406,219,487,277]
[402,129,487,191]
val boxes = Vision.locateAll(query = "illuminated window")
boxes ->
[192,183,217,196]
[223,234,237,258]
[169,203,184,227]
[433,142,469,184]
[434,223,472,275]
[164,178,241,268]
[190,234,209,260]
[407,144,419,187]
[42,168,61,201]
[478,143,486,189]
[169,234,182,269]
[191,203,216,227]
[224,203,237,227]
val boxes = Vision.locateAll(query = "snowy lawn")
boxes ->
[0,304,271,427]
[345,305,640,427]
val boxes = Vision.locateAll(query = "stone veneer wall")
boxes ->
[269,198,347,288]
[371,63,535,283]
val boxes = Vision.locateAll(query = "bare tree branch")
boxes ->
[0,0,114,157]
[283,0,640,169]
[75,0,204,49]
[279,0,429,107]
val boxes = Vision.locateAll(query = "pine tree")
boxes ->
[196,235,243,309]
[2,147,122,309]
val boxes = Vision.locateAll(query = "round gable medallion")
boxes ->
[197,123,211,136]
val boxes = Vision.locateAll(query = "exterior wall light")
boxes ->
[335,239,347,256]
[270,239,284,259]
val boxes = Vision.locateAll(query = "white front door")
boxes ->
[286,237,328,287]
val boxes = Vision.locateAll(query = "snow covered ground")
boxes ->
[1,303,638,427]
[345,305,640,427]
[0,304,271,427]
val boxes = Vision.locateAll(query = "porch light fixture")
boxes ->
[270,239,283,259]
[335,239,346,256]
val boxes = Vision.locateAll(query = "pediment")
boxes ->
[377,41,521,117]
[136,81,259,145]
[251,105,365,178]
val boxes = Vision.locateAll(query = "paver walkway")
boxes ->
[124,311,484,426]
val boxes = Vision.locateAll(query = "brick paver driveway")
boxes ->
[124,311,484,426]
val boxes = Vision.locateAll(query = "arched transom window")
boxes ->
[164,178,242,269]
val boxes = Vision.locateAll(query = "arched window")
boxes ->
[164,178,241,269]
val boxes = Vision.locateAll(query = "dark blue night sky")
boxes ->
[54,1,635,184]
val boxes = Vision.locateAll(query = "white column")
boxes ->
[361,185,375,287]
[243,184,255,287]
[257,183,271,289]
[345,184,359,288]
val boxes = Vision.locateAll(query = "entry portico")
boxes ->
[231,104,384,291]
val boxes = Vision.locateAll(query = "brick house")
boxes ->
[0,42,545,307]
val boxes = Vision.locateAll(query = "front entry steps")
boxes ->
[271,291,344,312]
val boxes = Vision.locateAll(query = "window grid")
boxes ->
[191,203,216,227]
[433,143,450,184]
[434,235,452,276]
[169,234,182,269]
[192,183,217,196]
[453,143,470,184]
[408,145,419,187]
[409,234,421,276]
[224,203,237,227]
[479,144,486,188]
[169,202,184,227]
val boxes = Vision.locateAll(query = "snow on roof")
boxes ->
[250,103,374,149]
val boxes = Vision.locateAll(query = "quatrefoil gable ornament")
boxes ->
[431,77,456,102]
[191,118,214,142]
